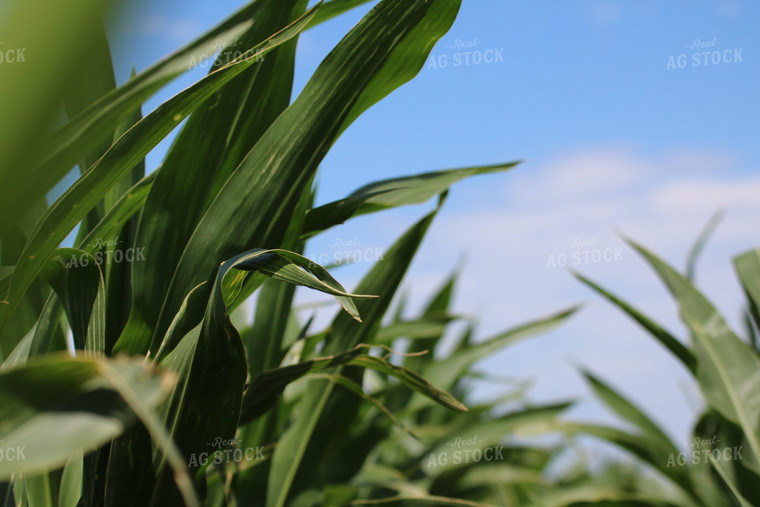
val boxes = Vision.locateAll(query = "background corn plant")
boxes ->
[0,0,586,505]
[565,222,760,507]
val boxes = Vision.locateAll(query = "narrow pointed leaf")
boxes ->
[573,271,696,374]
[685,209,724,282]
[303,162,520,237]
[627,237,760,462]
[734,248,760,337]
[420,306,580,395]
[581,370,678,451]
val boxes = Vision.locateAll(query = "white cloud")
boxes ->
[653,177,760,214]
[513,146,645,204]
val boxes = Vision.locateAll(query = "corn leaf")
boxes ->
[0,355,175,480]
[573,272,697,374]
[627,237,760,463]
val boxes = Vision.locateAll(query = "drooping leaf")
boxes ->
[269,206,443,507]
[148,247,371,502]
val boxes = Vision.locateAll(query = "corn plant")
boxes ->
[267,270,583,506]
[0,0,583,505]
[567,224,760,507]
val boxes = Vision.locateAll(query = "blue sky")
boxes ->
[96,0,760,463]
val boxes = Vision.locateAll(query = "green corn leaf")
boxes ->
[128,0,461,364]
[709,453,754,507]
[65,15,117,237]
[241,321,463,422]
[349,354,467,412]
[0,355,175,480]
[6,4,259,220]
[404,268,459,374]
[302,162,520,237]
[581,370,679,453]
[310,372,419,439]
[38,249,105,354]
[79,170,158,260]
[3,0,375,224]
[0,0,111,229]
[685,210,724,283]
[128,0,310,359]
[0,7,318,343]
[626,237,760,463]
[240,347,364,424]
[57,457,83,507]
[269,205,442,507]
[1,328,35,371]
[306,0,375,28]
[425,402,574,470]
[573,271,697,374]
[555,422,706,506]
[21,474,55,507]
[733,248,760,338]
[374,315,461,345]
[350,496,500,506]
[417,306,580,401]
[146,247,370,502]
[27,295,67,360]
